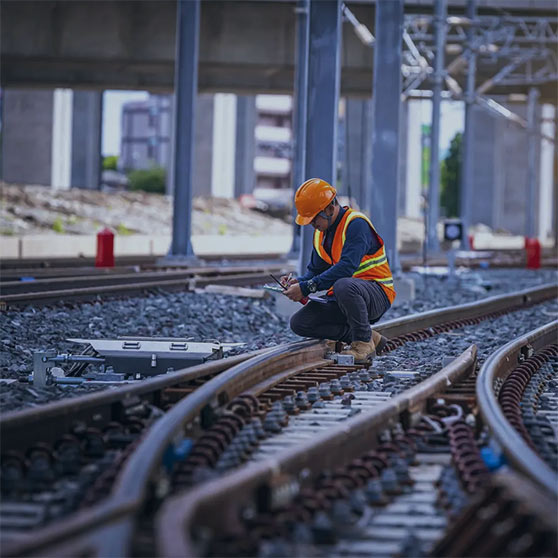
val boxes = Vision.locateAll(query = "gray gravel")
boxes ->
[1,268,556,413]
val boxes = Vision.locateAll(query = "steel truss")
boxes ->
[403,14,558,92]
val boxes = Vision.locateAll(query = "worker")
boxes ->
[282,178,396,363]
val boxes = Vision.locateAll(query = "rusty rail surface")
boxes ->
[156,346,478,557]
[2,282,556,557]
[477,320,558,495]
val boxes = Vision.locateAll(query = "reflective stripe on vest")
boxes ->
[312,208,396,303]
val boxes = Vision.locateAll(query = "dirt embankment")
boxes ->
[0,182,291,237]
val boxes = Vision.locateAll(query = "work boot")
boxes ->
[341,339,376,364]
[371,330,388,355]
[342,331,389,364]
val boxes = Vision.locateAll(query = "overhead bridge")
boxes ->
[1,0,556,101]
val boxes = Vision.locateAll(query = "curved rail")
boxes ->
[477,320,558,495]
[156,345,478,557]
[2,339,325,557]
[3,282,556,556]
[1,348,268,454]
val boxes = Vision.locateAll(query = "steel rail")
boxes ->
[476,319,558,495]
[378,282,556,339]
[1,340,325,557]
[156,345,478,557]
[1,250,555,286]
[0,270,290,308]
[3,282,556,557]
[0,266,143,281]
[0,253,285,271]
[3,283,553,453]
[0,265,288,295]
[1,349,266,454]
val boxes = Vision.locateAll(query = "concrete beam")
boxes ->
[2,1,555,101]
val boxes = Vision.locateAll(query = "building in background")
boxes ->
[119,95,172,172]
[119,93,293,198]
[254,95,292,190]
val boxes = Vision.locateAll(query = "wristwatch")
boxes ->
[307,279,318,293]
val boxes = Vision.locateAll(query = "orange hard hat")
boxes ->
[294,178,337,225]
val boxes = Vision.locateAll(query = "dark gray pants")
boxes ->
[290,278,391,343]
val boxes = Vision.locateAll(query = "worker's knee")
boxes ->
[290,310,309,337]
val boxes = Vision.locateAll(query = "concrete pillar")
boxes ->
[168,93,215,197]
[539,104,556,241]
[234,95,256,198]
[71,91,102,189]
[345,97,371,211]
[1,89,54,186]
[471,105,497,228]
[526,87,540,238]
[51,88,73,190]
[193,94,215,197]
[211,93,237,198]
[398,99,409,216]
[405,100,423,218]
[470,102,543,237]
[369,0,403,273]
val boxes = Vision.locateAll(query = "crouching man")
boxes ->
[282,178,396,363]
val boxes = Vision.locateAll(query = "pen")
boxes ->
[269,273,287,290]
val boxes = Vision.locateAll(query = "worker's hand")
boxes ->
[283,282,304,302]
[280,274,298,288]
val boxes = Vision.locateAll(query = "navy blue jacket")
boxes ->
[298,207,382,297]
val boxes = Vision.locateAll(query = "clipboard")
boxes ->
[263,284,286,293]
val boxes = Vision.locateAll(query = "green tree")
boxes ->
[102,155,119,171]
[127,166,166,194]
[440,132,462,218]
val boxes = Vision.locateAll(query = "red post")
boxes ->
[96,228,115,267]
[468,234,474,250]
[525,237,541,269]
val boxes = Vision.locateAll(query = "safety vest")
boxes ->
[313,208,396,304]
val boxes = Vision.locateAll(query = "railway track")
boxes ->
[0,264,291,308]
[2,247,556,282]
[1,283,556,557]
[157,325,557,557]
[477,320,558,494]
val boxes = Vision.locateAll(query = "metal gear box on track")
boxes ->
[68,336,223,376]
